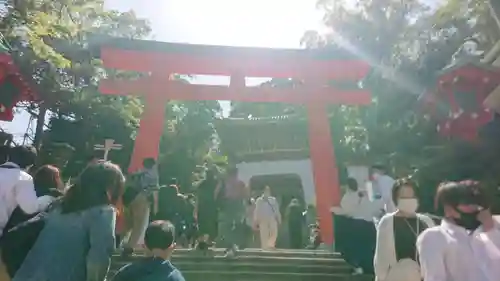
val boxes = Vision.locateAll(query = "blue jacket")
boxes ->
[13,205,116,281]
[112,257,185,281]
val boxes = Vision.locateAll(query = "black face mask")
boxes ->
[453,209,481,231]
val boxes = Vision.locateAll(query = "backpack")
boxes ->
[0,207,53,277]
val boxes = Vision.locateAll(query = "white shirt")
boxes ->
[254,196,281,223]
[331,190,381,221]
[417,219,500,281]
[372,175,396,212]
[0,162,54,235]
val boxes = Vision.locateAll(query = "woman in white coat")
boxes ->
[254,186,281,250]
[374,179,435,281]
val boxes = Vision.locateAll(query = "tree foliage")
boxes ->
[2,0,223,188]
[224,0,500,209]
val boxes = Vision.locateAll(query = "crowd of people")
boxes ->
[0,145,319,281]
[4,144,497,281]
[332,164,500,281]
[0,145,186,281]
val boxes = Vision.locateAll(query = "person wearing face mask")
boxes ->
[371,164,396,213]
[374,179,435,281]
[331,178,381,275]
[417,181,500,281]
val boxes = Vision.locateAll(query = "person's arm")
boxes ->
[86,206,116,281]
[479,211,500,249]
[16,176,53,214]
[373,215,392,281]
[416,228,447,281]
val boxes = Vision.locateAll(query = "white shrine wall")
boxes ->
[236,159,369,206]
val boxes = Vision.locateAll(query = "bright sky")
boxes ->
[1,0,325,142]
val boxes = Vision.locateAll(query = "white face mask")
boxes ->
[372,172,381,180]
[397,198,419,213]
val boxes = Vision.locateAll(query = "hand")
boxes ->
[477,208,495,232]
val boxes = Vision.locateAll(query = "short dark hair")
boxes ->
[143,158,156,169]
[434,180,489,211]
[145,220,175,250]
[347,177,358,190]
[9,145,37,169]
[392,178,418,204]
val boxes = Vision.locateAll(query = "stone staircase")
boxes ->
[110,248,373,281]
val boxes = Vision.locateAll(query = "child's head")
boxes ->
[144,220,176,258]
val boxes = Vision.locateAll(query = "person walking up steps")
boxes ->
[122,158,160,257]
[214,167,249,257]
[12,161,125,281]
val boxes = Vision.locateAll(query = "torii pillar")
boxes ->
[94,37,371,245]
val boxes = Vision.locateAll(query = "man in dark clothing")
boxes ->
[112,220,185,281]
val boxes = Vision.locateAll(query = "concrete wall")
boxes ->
[236,159,369,206]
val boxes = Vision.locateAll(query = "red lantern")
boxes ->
[0,52,37,121]
[423,62,500,141]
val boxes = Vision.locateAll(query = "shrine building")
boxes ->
[216,113,370,211]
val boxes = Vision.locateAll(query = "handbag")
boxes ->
[385,258,421,281]
[385,218,423,281]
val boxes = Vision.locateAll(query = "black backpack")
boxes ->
[0,210,50,277]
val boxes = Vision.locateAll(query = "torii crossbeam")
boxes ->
[92,36,371,245]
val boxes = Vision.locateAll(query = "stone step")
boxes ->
[109,249,371,281]
[113,254,345,266]
[108,270,373,281]
[129,248,340,259]
[111,260,350,274]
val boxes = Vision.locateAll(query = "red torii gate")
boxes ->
[93,37,371,244]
